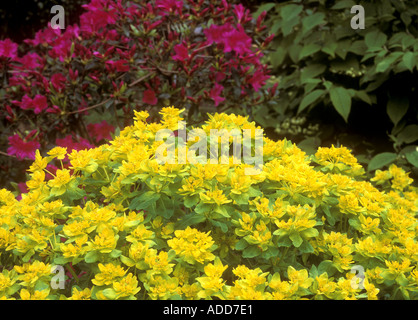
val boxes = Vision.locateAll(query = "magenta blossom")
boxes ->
[172,43,190,62]
[142,88,158,105]
[15,94,49,114]
[7,134,40,160]
[203,23,232,45]
[87,120,115,142]
[247,69,270,92]
[223,24,252,56]
[209,83,225,106]
[156,0,183,15]
[0,38,18,59]
[56,135,93,154]
[51,73,67,92]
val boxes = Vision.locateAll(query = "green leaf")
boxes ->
[405,151,418,167]
[376,52,403,73]
[397,125,418,144]
[210,219,228,233]
[270,47,287,68]
[403,51,415,71]
[368,152,397,171]
[354,90,372,105]
[317,260,336,276]
[301,228,319,238]
[365,30,387,49]
[299,241,314,254]
[331,0,356,9]
[129,191,161,210]
[85,250,99,263]
[387,96,409,126]
[300,64,326,83]
[110,249,122,258]
[289,232,303,247]
[299,43,321,60]
[298,90,324,113]
[242,245,261,258]
[302,12,325,35]
[102,288,117,300]
[176,213,206,229]
[120,255,135,267]
[184,195,199,208]
[253,3,276,18]
[280,4,303,21]
[235,238,249,251]
[329,86,352,122]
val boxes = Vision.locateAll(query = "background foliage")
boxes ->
[251,0,418,181]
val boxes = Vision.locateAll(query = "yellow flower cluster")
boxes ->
[0,107,417,300]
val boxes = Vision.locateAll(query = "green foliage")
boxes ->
[254,0,418,177]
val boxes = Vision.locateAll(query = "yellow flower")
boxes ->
[20,288,50,300]
[14,261,52,287]
[358,214,381,234]
[315,145,364,176]
[63,220,92,238]
[88,225,118,253]
[60,236,87,258]
[113,273,141,298]
[145,250,175,275]
[26,170,46,190]
[68,287,91,300]
[92,263,127,286]
[385,259,413,275]
[146,275,179,300]
[203,257,228,278]
[364,279,379,300]
[47,147,67,160]
[126,224,155,244]
[200,188,232,206]
[48,169,73,189]
[167,227,215,264]
[180,283,200,299]
[313,273,337,299]
[27,150,48,173]
[287,266,313,290]
[338,193,364,215]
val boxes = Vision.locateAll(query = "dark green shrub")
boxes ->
[253,0,418,180]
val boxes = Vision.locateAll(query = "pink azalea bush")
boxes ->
[0,0,275,191]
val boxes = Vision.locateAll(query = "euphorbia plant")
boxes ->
[0,107,417,300]
[0,0,275,190]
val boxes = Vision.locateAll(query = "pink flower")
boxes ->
[87,120,115,143]
[246,69,270,92]
[51,73,67,91]
[17,52,42,69]
[16,94,49,114]
[56,135,93,153]
[233,4,247,23]
[223,24,252,56]
[142,88,158,105]
[7,134,40,160]
[32,95,49,114]
[105,59,130,72]
[0,39,18,59]
[209,83,225,106]
[156,0,183,15]
[204,23,232,45]
[172,43,190,62]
